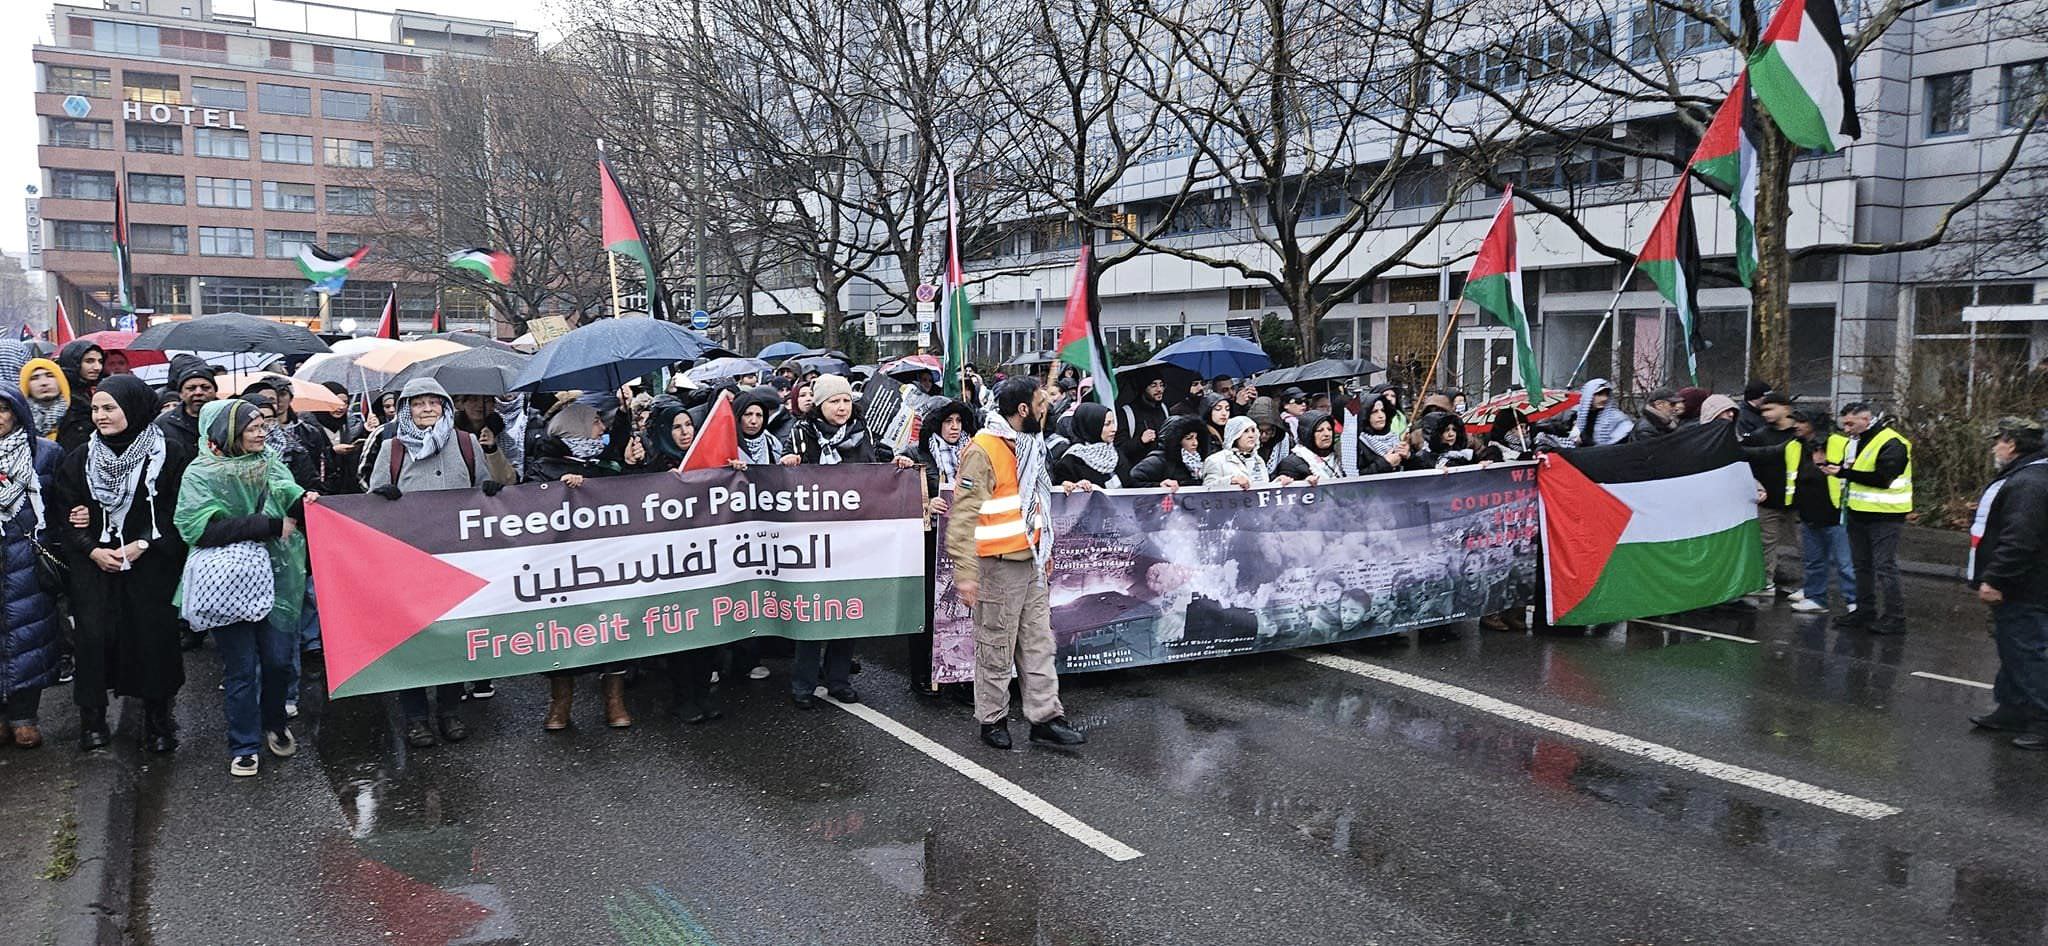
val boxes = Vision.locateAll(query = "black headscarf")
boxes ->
[645,395,693,461]
[94,375,159,451]
[1071,402,1113,446]
[1298,410,1336,456]
[57,341,105,392]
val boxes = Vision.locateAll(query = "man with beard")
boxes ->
[945,377,1086,751]
[1117,375,1170,467]
[154,356,217,457]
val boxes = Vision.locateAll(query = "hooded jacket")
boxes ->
[171,398,309,630]
[1274,410,1344,481]
[1116,386,1169,466]
[1129,415,1205,488]
[53,341,103,453]
[1571,379,1632,447]
[1973,448,2048,605]
[0,387,63,706]
[1201,416,1271,487]
[366,378,491,493]
[905,398,980,496]
[1412,411,1476,469]
[17,357,72,443]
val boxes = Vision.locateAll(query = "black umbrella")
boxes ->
[130,312,331,355]
[1259,357,1382,386]
[384,345,532,396]
[510,317,718,392]
[422,331,520,352]
[1005,349,1059,369]
[1112,358,1198,399]
[784,354,851,376]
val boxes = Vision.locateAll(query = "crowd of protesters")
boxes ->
[4,333,2033,770]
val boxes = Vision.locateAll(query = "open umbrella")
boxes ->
[757,340,807,361]
[76,330,169,368]
[129,313,331,356]
[878,354,941,380]
[22,341,54,358]
[683,356,772,386]
[352,339,468,376]
[1112,358,1199,399]
[217,371,347,411]
[1462,388,1581,435]
[1004,350,1059,370]
[1263,357,1382,387]
[422,331,520,352]
[382,346,531,397]
[294,353,390,394]
[799,347,850,361]
[1153,334,1271,380]
[783,354,850,376]
[511,317,718,393]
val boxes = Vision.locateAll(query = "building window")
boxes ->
[1627,2,1727,63]
[325,186,374,215]
[51,118,114,150]
[194,176,251,209]
[128,172,184,205]
[2003,61,2047,128]
[321,89,373,122]
[262,181,317,212]
[260,132,313,164]
[193,128,249,160]
[1933,0,1972,9]
[121,71,181,105]
[1926,71,1973,137]
[124,124,181,155]
[197,226,255,257]
[130,223,188,255]
[50,169,115,201]
[265,229,316,259]
[381,96,421,126]
[382,145,419,170]
[330,48,386,80]
[47,66,111,98]
[50,220,114,252]
[1228,287,1265,310]
[200,277,318,320]
[91,21,160,57]
[1390,166,1446,208]
[1160,197,1232,236]
[190,77,247,110]
[257,83,311,116]
[323,137,375,168]
[389,191,434,217]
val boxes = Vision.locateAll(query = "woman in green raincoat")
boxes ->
[173,398,309,778]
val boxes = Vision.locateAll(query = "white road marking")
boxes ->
[824,696,1143,862]
[1628,619,1759,645]
[1911,670,1994,690]
[1298,652,1902,821]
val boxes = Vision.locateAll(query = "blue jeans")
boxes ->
[1800,523,1856,607]
[1993,602,2048,716]
[214,618,294,757]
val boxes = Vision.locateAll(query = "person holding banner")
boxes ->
[1203,416,1293,489]
[1353,397,1413,475]
[630,397,724,724]
[1051,403,1127,489]
[1273,410,1344,483]
[525,398,639,729]
[906,399,979,700]
[1128,415,1206,490]
[946,377,1086,751]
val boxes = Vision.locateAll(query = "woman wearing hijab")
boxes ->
[732,386,791,466]
[173,399,310,776]
[19,357,72,442]
[1051,403,1127,488]
[1203,416,1295,489]
[527,398,638,731]
[1197,394,1232,456]
[1353,396,1412,474]
[1410,411,1476,469]
[1129,415,1206,489]
[1273,410,1345,483]
[1478,407,1542,462]
[903,399,977,701]
[631,396,696,473]
[1367,384,1407,436]
[1572,379,1633,447]
[48,375,191,752]
[53,341,105,452]
[627,397,727,723]
[0,388,63,747]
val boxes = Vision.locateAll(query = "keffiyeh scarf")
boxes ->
[86,424,166,544]
[739,431,782,465]
[0,427,40,523]
[394,401,455,461]
[809,419,868,466]
[562,436,607,461]
[928,435,964,484]
[983,412,1053,582]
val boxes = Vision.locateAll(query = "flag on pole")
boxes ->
[429,307,446,333]
[447,247,514,286]
[52,299,76,346]
[1460,186,1541,409]
[374,286,400,340]
[16,324,32,342]
[1689,73,1760,287]
[297,244,371,294]
[1054,245,1116,405]
[1748,0,1860,152]
[1638,171,1707,384]
[599,155,667,320]
[681,389,741,472]
[938,167,976,400]
[111,175,133,314]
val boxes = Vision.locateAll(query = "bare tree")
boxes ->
[0,254,42,338]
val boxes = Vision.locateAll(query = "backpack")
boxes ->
[387,430,479,488]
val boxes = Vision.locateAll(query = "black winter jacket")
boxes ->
[1973,450,2048,605]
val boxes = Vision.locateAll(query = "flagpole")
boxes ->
[608,249,623,320]
[1415,295,1468,403]
[319,291,331,333]
[1567,263,1640,388]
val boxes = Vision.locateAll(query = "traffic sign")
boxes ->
[914,284,939,304]
[690,309,711,330]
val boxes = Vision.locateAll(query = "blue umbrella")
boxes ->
[757,340,807,361]
[1154,334,1271,379]
[511,318,718,392]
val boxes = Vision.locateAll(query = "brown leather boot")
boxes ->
[543,677,574,731]
[602,673,633,729]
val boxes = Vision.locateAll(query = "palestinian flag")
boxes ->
[1689,74,1760,287]
[447,247,514,285]
[429,307,446,333]
[1461,187,1540,409]
[1638,171,1707,384]
[52,299,76,345]
[298,244,370,294]
[938,166,975,400]
[681,389,741,472]
[1539,422,1764,624]
[599,155,667,319]
[110,176,134,313]
[1055,244,1115,404]
[1748,0,1860,152]
[374,287,400,340]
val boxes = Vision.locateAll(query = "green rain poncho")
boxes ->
[172,398,308,629]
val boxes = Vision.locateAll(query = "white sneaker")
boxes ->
[748,666,770,681]
[1786,590,1807,603]
[266,728,297,758]
[1790,598,1826,613]
[285,700,299,719]
[230,754,259,777]
[709,671,720,684]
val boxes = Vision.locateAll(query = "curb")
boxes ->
[1900,558,1966,580]
[51,700,143,946]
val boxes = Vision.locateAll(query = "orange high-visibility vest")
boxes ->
[971,431,1038,557]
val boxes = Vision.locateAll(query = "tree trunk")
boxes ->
[816,257,841,351]
[1750,126,1796,387]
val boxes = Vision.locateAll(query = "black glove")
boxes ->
[481,480,504,497]
[372,484,403,501]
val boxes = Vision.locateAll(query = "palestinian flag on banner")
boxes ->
[447,247,514,285]
[1638,171,1707,384]
[938,166,975,400]
[1539,421,1764,624]
[1055,244,1115,404]
[1460,186,1540,410]
[1748,0,1860,152]
[298,244,370,294]
[111,176,133,313]
[681,389,741,471]
[1689,73,1760,287]
[599,154,668,320]
[374,287,400,340]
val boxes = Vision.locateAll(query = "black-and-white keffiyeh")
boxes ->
[928,435,964,484]
[1359,428,1403,460]
[266,414,302,456]
[809,419,869,466]
[739,431,782,465]
[86,423,166,544]
[983,412,1053,582]
[28,397,67,439]
[1064,440,1121,487]
[562,436,607,461]
[0,426,40,523]
[495,394,529,471]
[1290,444,1346,480]
[1180,446,1205,474]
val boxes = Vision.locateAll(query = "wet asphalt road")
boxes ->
[118,574,2048,946]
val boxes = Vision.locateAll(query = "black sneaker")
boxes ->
[438,714,469,743]
[2014,732,2048,751]
[468,680,495,700]
[791,692,817,710]
[980,722,1012,750]
[1029,717,1087,746]
[826,685,860,704]
[1972,706,2036,732]
[404,719,437,748]
[56,654,74,684]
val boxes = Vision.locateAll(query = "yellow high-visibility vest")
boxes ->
[1845,427,1912,514]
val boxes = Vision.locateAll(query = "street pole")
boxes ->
[691,0,708,327]
[1033,286,1043,353]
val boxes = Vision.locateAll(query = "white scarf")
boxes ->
[983,412,1052,581]
[1290,443,1345,480]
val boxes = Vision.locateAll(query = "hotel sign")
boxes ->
[121,101,246,129]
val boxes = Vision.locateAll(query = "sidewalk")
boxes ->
[2,695,145,946]
[1899,523,1969,580]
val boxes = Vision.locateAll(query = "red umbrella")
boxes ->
[878,353,942,380]
[76,330,168,368]
[1462,388,1580,435]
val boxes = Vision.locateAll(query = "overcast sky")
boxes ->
[2,0,562,254]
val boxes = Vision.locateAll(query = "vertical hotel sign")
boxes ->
[24,193,41,270]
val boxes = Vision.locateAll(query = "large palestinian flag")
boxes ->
[1748,0,1860,152]
[1538,421,1763,624]
[1461,186,1539,409]
[1689,74,1760,288]
[599,154,668,320]
[1055,244,1115,404]
[1638,172,1707,384]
